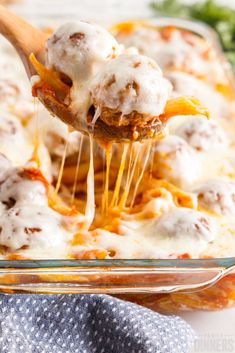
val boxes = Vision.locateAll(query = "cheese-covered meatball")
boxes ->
[115,25,161,59]
[90,54,172,127]
[0,205,69,253]
[118,26,191,68]
[153,207,215,257]
[0,111,32,165]
[0,167,48,209]
[195,179,235,216]
[175,116,227,152]
[116,26,216,77]
[0,153,12,178]
[46,21,120,82]
[154,135,200,188]
[167,71,230,119]
[0,79,20,105]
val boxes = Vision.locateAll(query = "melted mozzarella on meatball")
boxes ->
[151,207,216,257]
[116,26,217,78]
[167,71,230,119]
[195,179,235,216]
[46,21,120,118]
[174,116,227,152]
[0,205,70,255]
[46,21,120,82]
[90,54,172,118]
[0,111,32,165]
[0,79,20,105]
[0,165,72,257]
[0,153,12,178]
[0,167,48,208]
[154,135,201,188]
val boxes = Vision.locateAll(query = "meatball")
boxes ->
[0,167,48,209]
[0,205,69,253]
[115,25,161,59]
[195,179,235,216]
[174,116,227,152]
[153,207,215,257]
[90,54,172,127]
[0,79,20,104]
[167,71,230,119]
[0,111,32,165]
[0,153,12,178]
[116,25,214,78]
[46,21,120,82]
[153,135,200,188]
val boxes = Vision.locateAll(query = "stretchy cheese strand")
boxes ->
[71,135,84,205]
[102,144,112,214]
[109,143,128,208]
[55,129,70,194]
[84,134,95,230]
[131,141,152,208]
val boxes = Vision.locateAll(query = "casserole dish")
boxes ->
[0,258,235,313]
[1,4,235,312]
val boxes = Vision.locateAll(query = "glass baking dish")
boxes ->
[0,258,235,314]
[2,5,235,312]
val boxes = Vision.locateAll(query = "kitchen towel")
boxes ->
[0,294,195,353]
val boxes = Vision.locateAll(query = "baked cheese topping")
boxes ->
[114,23,226,85]
[153,135,201,189]
[46,21,120,82]
[0,20,235,260]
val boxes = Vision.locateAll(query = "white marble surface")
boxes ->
[8,1,235,351]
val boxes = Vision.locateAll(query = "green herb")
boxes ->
[150,0,235,73]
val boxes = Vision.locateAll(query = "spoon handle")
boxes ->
[0,5,48,76]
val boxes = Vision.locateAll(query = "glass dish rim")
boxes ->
[0,258,234,269]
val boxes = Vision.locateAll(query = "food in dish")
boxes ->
[31,21,209,142]
[0,20,235,260]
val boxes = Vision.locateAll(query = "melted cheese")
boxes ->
[71,135,84,204]
[131,141,152,207]
[55,130,70,194]
[174,116,227,152]
[90,54,172,117]
[0,168,47,207]
[167,71,230,119]
[0,204,71,256]
[1,20,235,260]
[116,207,216,258]
[84,134,95,230]
[195,179,235,216]
[46,21,120,119]
[153,135,201,189]
[46,21,120,82]
[0,111,32,165]
[110,143,128,208]
[103,144,112,213]
[115,24,225,85]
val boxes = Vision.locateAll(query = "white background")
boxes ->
[9,1,235,352]
[182,309,235,353]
